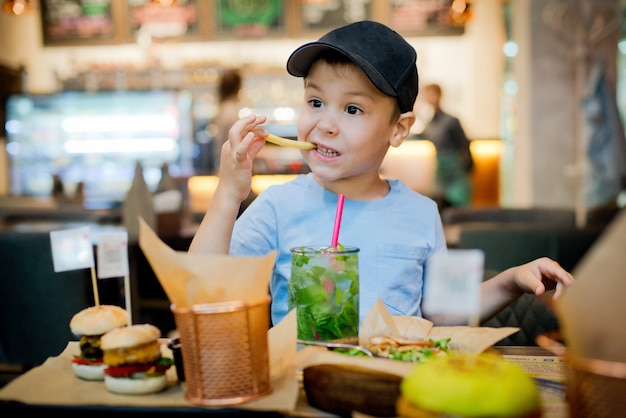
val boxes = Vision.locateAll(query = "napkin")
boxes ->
[138,217,275,307]
[555,208,626,363]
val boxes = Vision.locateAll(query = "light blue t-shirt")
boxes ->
[229,173,447,326]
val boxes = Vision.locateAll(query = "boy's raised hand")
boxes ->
[511,257,575,299]
[218,114,269,203]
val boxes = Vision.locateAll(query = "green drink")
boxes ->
[288,246,359,341]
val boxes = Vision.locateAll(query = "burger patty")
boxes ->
[79,335,104,359]
[103,340,162,367]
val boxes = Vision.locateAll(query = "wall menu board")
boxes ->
[299,0,372,33]
[214,0,285,38]
[389,0,468,36]
[39,0,468,46]
[40,0,123,45]
[126,0,205,42]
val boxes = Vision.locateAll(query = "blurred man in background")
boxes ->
[421,83,474,209]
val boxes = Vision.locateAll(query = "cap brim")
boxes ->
[286,42,396,98]
[287,42,343,77]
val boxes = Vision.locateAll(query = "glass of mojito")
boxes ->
[288,245,359,341]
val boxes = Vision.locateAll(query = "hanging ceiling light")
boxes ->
[3,0,32,15]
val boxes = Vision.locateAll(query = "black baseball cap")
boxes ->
[286,21,419,113]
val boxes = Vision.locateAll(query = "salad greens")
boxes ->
[288,246,359,341]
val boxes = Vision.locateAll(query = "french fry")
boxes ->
[265,133,316,149]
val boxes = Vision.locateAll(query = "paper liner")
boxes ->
[554,209,626,363]
[137,217,276,308]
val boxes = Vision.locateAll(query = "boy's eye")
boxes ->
[346,105,361,115]
[309,99,323,108]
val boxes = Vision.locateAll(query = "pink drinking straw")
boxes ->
[331,194,345,248]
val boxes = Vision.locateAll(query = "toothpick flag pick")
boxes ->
[97,230,132,325]
[97,231,130,279]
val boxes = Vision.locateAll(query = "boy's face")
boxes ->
[297,60,400,186]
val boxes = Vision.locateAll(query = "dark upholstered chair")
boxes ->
[479,269,559,346]
[457,224,603,273]
[444,207,620,345]
[0,230,95,368]
[441,206,577,226]
[481,293,559,346]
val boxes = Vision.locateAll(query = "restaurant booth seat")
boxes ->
[444,206,621,346]
[441,205,619,248]
[441,206,577,226]
[476,269,560,346]
[481,284,559,346]
[458,224,604,273]
[459,225,604,346]
[0,230,95,370]
[481,291,560,346]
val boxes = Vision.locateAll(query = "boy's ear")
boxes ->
[390,111,416,147]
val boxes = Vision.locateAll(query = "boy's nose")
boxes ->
[315,113,339,137]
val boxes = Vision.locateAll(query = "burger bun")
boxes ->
[72,362,107,381]
[70,305,128,336]
[396,395,438,418]
[100,323,160,350]
[396,395,542,418]
[104,374,168,395]
[398,353,541,418]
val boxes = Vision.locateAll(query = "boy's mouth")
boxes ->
[315,145,339,158]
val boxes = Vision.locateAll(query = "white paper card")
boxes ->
[50,226,95,272]
[97,231,129,279]
[422,249,484,316]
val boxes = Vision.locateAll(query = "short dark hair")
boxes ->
[218,69,242,103]
[424,83,442,96]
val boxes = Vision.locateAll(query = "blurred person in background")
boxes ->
[211,68,244,173]
[421,83,474,209]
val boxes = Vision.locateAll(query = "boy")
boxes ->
[189,21,573,327]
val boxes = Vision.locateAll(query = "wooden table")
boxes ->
[0,344,567,418]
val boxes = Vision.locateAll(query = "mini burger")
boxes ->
[397,352,542,418]
[69,304,128,380]
[100,323,173,395]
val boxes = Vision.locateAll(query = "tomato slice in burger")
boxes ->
[104,360,172,378]
[72,355,104,365]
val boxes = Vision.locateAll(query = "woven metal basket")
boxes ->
[566,353,626,418]
[537,332,626,418]
[171,297,272,405]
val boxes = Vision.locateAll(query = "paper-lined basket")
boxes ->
[172,298,272,405]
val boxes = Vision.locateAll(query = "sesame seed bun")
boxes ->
[70,305,128,336]
[100,324,161,351]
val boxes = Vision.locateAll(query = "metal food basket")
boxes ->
[171,297,272,405]
[566,353,626,418]
[537,332,626,418]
